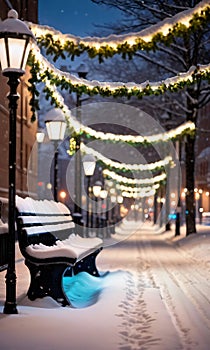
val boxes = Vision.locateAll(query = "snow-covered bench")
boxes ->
[16,195,103,306]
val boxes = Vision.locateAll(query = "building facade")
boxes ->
[0,0,38,201]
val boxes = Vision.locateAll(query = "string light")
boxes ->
[33,58,196,146]
[28,1,210,61]
[103,169,166,184]
[80,143,173,172]
[31,47,210,102]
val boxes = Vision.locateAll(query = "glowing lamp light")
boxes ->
[59,190,67,199]
[82,154,96,233]
[110,195,117,203]
[93,181,102,198]
[82,154,96,177]
[0,10,35,74]
[45,108,66,141]
[36,129,45,143]
[45,108,66,202]
[195,192,200,200]
[100,190,108,199]
[117,195,123,204]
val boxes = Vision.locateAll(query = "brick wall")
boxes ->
[0,1,38,200]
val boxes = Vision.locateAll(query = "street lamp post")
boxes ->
[0,9,35,314]
[117,195,123,221]
[93,181,102,231]
[73,63,88,227]
[153,191,158,224]
[36,128,45,199]
[100,189,108,237]
[175,140,182,236]
[82,154,96,236]
[45,108,66,202]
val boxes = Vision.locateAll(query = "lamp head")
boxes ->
[0,10,36,74]
[77,62,88,79]
[36,128,45,143]
[93,180,103,197]
[45,108,67,141]
[82,154,96,177]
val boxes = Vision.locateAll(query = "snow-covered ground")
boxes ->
[0,220,210,350]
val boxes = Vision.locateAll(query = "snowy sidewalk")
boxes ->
[0,221,210,349]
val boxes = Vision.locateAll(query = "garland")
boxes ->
[79,142,173,172]
[121,188,156,198]
[103,169,166,185]
[106,181,159,199]
[32,48,210,98]
[29,47,210,121]
[80,121,195,145]
[35,67,195,148]
[28,1,210,62]
[117,183,160,192]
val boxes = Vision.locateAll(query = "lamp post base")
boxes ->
[4,303,18,314]
[3,270,18,314]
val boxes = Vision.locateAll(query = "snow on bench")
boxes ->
[16,195,103,306]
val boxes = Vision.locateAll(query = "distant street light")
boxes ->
[0,9,35,314]
[100,189,108,237]
[110,193,117,231]
[82,154,96,235]
[36,128,45,199]
[45,108,66,202]
[59,190,67,203]
[73,63,89,228]
[93,181,102,229]
[36,128,45,143]
[175,140,182,236]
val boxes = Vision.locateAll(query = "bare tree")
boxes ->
[91,0,210,235]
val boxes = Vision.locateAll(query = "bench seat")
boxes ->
[15,195,103,306]
[26,234,103,260]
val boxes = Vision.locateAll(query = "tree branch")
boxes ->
[134,52,178,75]
[156,44,187,69]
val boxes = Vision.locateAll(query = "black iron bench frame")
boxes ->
[16,196,103,306]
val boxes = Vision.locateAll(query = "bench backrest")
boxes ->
[16,196,75,251]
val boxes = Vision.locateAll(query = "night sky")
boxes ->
[38,0,121,37]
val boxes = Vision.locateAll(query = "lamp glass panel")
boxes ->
[0,38,8,70]
[46,121,66,140]
[21,42,31,70]
[59,121,67,140]
[8,38,26,69]
[83,161,96,176]
[36,132,45,143]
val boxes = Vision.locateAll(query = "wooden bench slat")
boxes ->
[26,240,102,260]
[18,215,73,225]
[16,196,70,215]
[23,222,75,235]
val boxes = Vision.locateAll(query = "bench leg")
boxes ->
[73,248,102,277]
[25,260,70,306]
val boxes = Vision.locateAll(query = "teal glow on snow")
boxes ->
[62,271,105,308]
